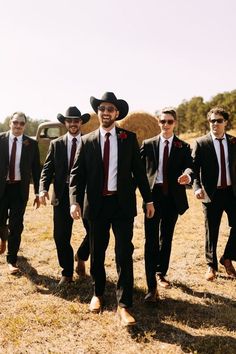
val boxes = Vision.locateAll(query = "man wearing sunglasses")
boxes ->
[70,92,154,326]
[0,112,41,274]
[192,107,236,281]
[39,107,91,285]
[140,108,193,302]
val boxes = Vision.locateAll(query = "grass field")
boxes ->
[0,184,236,354]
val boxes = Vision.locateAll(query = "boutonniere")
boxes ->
[173,141,183,148]
[118,131,128,140]
[229,136,236,144]
[23,139,30,146]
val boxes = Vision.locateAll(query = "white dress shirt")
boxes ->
[211,132,231,187]
[8,133,23,181]
[67,132,81,167]
[100,126,117,192]
[155,135,174,184]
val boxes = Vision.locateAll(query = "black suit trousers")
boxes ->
[202,187,236,270]
[89,195,134,308]
[53,185,90,276]
[0,183,27,264]
[144,185,178,291]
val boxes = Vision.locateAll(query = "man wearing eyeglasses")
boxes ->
[192,107,236,281]
[0,112,41,274]
[39,107,91,285]
[70,92,154,326]
[140,108,193,302]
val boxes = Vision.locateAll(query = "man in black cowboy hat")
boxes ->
[70,92,154,326]
[39,106,90,285]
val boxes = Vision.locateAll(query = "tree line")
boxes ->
[1,89,236,135]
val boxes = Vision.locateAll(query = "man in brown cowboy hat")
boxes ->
[70,92,154,326]
[39,106,90,285]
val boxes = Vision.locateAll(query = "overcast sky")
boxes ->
[1,0,236,122]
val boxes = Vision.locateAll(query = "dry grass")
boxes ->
[1,130,236,353]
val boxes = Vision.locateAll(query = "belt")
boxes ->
[6,180,21,184]
[103,191,117,196]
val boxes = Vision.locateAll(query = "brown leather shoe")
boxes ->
[58,276,73,285]
[117,306,137,326]
[89,296,102,313]
[205,266,216,281]
[144,289,159,303]
[0,240,6,254]
[220,257,236,277]
[157,275,171,289]
[8,263,20,275]
[75,254,86,276]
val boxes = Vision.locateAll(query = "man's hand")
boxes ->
[70,204,81,220]
[178,173,190,185]
[146,203,155,219]
[33,196,40,209]
[39,191,49,206]
[195,188,205,199]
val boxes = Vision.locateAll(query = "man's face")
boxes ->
[158,113,176,136]
[64,118,82,136]
[9,113,26,136]
[208,113,227,137]
[97,102,119,129]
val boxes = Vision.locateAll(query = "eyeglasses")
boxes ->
[12,121,26,126]
[209,118,225,124]
[98,105,117,113]
[159,119,175,125]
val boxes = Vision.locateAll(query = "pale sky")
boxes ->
[1,0,236,122]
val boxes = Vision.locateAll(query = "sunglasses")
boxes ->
[12,121,26,126]
[209,118,225,124]
[159,119,175,125]
[98,105,117,113]
[65,118,81,123]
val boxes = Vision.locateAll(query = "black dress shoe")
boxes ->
[220,256,236,277]
[144,289,159,303]
[58,276,73,285]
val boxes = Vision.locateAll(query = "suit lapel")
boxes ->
[62,134,69,167]
[93,129,103,165]
[153,135,160,168]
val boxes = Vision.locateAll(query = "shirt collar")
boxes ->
[160,134,174,144]
[9,132,23,142]
[99,126,116,137]
[210,132,226,140]
[67,132,81,142]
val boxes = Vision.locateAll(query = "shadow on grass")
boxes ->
[128,284,236,353]
[16,256,117,304]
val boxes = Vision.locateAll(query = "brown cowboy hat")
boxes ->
[90,92,129,120]
[57,106,90,124]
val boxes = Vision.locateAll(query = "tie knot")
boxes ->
[105,132,111,139]
[14,137,17,142]
[164,140,169,145]
[72,137,77,144]
[217,138,224,142]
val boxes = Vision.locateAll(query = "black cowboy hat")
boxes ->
[90,92,129,120]
[57,106,90,125]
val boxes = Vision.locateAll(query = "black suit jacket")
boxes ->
[0,131,40,201]
[140,135,193,215]
[69,127,152,220]
[40,134,72,206]
[192,133,236,199]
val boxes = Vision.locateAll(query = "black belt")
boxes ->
[103,191,117,196]
[6,180,21,184]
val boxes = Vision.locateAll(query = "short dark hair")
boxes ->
[207,107,229,121]
[160,107,177,120]
[11,111,27,122]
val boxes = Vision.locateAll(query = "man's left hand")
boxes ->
[178,174,190,185]
[33,196,40,209]
[146,203,155,218]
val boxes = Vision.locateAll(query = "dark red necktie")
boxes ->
[103,132,111,195]
[69,137,77,172]
[162,140,169,195]
[9,137,17,182]
[217,138,227,188]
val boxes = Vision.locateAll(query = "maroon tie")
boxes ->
[103,132,111,195]
[69,137,77,172]
[9,137,17,182]
[217,138,227,188]
[162,140,169,195]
